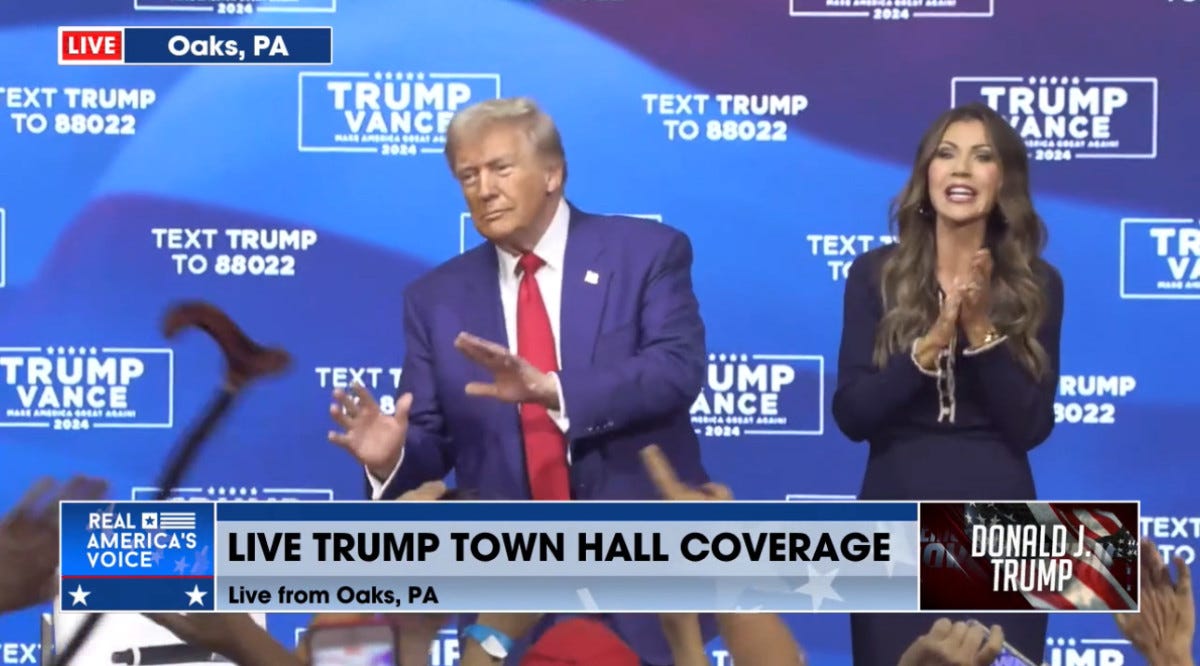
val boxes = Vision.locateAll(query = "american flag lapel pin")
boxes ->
[584,270,600,285]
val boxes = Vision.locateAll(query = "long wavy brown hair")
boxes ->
[873,102,1051,380]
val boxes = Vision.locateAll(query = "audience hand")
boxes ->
[1115,539,1194,666]
[897,618,1003,666]
[397,480,450,501]
[641,444,732,501]
[658,613,711,666]
[0,475,106,615]
[388,479,454,663]
[642,447,809,665]
[144,611,260,655]
[328,383,411,479]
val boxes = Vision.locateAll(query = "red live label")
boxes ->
[60,29,123,61]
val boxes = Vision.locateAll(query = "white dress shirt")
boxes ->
[366,198,573,499]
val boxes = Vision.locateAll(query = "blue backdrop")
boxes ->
[1,1,1196,664]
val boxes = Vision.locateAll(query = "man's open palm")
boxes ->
[328,383,411,477]
[455,332,549,404]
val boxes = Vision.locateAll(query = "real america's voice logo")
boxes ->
[133,0,335,14]
[0,346,173,430]
[952,75,1158,161]
[298,71,502,157]
[691,353,825,438]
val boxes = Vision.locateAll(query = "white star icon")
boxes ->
[185,584,207,607]
[793,564,843,611]
[68,584,90,607]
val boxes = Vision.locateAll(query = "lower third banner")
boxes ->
[57,500,1140,613]
[214,501,916,613]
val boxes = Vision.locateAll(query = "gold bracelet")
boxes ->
[970,328,1001,350]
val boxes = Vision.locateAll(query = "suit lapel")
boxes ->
[462,245,509,351]
[560,208,609,373]
[461,245,525,482]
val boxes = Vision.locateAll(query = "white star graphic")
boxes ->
[185,584,207,606]
[793,564,843,611]
[68,584,90,606]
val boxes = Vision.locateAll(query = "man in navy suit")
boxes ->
[327,97,712,664]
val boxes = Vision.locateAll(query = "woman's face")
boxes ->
[926,119,1002,227]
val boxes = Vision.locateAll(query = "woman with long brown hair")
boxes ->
[831,102,1064,664]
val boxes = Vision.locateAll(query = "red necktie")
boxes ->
[516,253,571,500]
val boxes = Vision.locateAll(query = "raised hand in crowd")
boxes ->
[0,475,106,615]
[639,446,735,665]
[459,613,547,666]
[656,613,712,666]
[328,383,412,480]
[144,612,301,666]
[640,444,806,666]
[1115,539,1195,666]
[388,481,456,665]
[397,480,450,501]
[896,619,1003,666]
[640,444,732,502]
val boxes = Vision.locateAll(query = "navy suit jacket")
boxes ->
[379,203,714,663]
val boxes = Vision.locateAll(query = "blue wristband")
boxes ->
[463,624,514,659]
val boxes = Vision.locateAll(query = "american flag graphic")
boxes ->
[967,502,1138,611]
[156,512,196,530]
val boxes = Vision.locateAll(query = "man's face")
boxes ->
[451,123,561,250]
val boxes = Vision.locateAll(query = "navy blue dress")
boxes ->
[831,245,1064,665]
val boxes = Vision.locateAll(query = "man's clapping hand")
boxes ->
[0,476,106,615]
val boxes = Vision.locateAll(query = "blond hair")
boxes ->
[444,97,567,182]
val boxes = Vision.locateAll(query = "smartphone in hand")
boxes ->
[306,618,399,666]
[967,620,1043,666]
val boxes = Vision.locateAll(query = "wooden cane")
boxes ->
[53,302,290,666]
